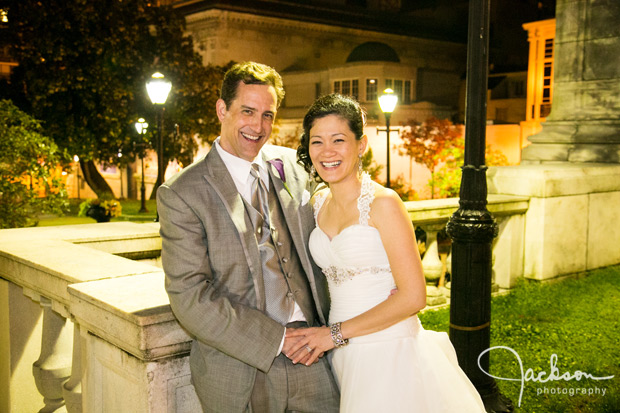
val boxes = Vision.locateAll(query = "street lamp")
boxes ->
[73,155,80,199]
[134,118,149,213]
[378,88,398,188]
[146,72,172,193]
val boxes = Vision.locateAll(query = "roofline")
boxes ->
[169,0,466,43]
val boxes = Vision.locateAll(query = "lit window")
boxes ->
[366,78,377,102]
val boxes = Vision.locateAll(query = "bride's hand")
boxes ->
[285,327,334,366]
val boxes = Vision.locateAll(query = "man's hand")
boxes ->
[283,329,321,365]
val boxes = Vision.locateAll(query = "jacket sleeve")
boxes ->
[157,183,284,373]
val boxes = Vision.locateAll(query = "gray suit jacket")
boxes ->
[157,144,329,411]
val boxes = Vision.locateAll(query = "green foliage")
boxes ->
[419,266,620,412]
[78,197,122,218]
[0,100,68,228]
[8,0,228,178]
[361,148,416,200]
[431,137,510,198]
[379,175,418,201]
[361,147,383,181]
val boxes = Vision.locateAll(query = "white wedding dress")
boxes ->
[309,173,486,413]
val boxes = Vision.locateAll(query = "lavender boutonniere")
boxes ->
[267,158,294,198]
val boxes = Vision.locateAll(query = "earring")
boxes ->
[309,165,316,181]
[358,154,363,177]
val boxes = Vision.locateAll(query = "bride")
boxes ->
[288,94,486,412]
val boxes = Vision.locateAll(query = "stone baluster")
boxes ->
[27,291,73,412]
[62,324,84,412]
[419,224,447,305]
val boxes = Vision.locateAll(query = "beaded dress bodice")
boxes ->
[309,172,394,324]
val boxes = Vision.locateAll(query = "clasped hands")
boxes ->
[283,326,334,366]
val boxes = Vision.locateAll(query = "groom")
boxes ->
[157,61,339,412]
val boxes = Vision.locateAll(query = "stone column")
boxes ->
[522,0,620,163]
[489,1,620,282]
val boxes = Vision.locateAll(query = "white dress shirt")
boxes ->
[215,139,306,353]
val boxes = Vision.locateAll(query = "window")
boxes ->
[496,107,508,122]
[342,80,351,96]
[513,80,525,98]
[384,78,413,103]
[366,79,377,102]
[540,39,554,118]
[393,80,403,101]
[404,80,411,104]
[333,79,359,100]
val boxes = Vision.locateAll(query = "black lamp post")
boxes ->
[73,155,80,200]
[379,88,398,188]
[134,118,149,213]
[445,0,513,411]
[146,72,172,194]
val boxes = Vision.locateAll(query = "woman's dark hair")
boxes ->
[297,93,366,180]
[220,61,285,109]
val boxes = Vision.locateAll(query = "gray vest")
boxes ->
[246,176,318,326]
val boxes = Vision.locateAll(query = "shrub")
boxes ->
[0,100,68,228]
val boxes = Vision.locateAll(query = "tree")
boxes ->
[361,147,384,182]
[398,117,462,199]
[8,0,227,196]
[432,137,509,198]
[0,100,68,228]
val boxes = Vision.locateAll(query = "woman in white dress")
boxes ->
[287,94,486,412]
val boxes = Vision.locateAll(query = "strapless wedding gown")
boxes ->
[309,173,485,413]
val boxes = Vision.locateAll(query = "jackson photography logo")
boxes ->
[478,346,615,407]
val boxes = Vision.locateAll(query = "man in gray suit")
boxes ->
[157,62,339,412]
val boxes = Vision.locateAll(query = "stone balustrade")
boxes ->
[0,195,528,412]
[407,194,529,305]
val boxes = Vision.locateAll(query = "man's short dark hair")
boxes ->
[220,61,285,109]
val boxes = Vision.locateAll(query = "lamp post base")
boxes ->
[479,381,514,413]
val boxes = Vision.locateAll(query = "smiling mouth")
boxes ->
[241,132,262,141]
[321,161,341,168]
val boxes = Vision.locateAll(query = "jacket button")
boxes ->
[287,273,293,278]
[282,257,289,263]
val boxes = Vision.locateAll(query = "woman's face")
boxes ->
[308,114,366,185]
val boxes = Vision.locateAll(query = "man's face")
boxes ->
[216,82,278,161]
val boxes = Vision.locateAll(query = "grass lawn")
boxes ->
[419,266,620,412]
[36,199,158,226]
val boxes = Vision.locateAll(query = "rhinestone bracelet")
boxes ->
[329,322,349,348]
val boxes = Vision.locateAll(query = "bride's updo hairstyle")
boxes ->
[297,93,367,182]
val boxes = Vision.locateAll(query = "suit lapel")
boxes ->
[202,148,266,310]
[263,149,316,286]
